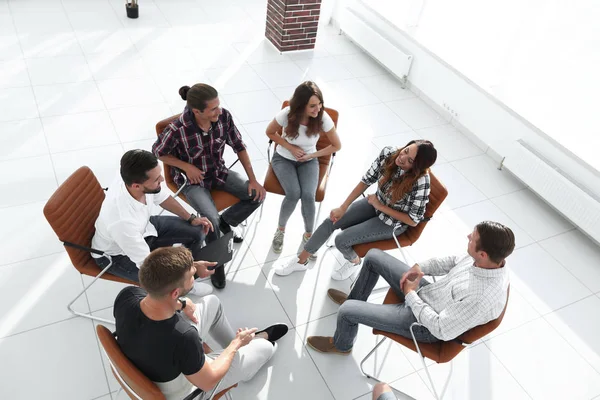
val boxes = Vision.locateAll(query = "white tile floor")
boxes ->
[1,1,599,399]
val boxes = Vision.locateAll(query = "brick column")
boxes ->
[266,0,321,52]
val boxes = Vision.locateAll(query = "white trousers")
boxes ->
[155,295,275,400]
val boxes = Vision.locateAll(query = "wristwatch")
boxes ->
[186,213,197,224]
[179,297,187,310]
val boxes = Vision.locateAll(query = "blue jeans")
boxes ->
[182,170,263,244]
[94,215,206,283]
[271,152,319,232]
[304,197,408,261]
[333,249,438,351]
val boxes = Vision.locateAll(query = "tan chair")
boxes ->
[96,325,236,400]
[155,114,240,211]
[43,166,137,324]
[263,101,339,224]
[352,171,448,264]
[361,287,510,399]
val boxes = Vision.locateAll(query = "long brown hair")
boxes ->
[379,140,437,203]
[285,81,324,140]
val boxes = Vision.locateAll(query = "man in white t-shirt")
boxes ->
[265,81,341,254]
[92,149,215,297]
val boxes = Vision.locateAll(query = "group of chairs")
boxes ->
[43,103,508,400]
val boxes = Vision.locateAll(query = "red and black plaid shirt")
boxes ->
[152,107,246,189]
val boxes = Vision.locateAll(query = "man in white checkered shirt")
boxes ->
[306,221,514,354]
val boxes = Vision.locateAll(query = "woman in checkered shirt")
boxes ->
[273,140,437,280]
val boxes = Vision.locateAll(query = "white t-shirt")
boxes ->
[91,175,170,267]
[275,106,335,161]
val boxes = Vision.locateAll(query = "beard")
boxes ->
[179,285,193,297]
[142,185,161,194]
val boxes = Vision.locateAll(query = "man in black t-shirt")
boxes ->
[114,247,289,399]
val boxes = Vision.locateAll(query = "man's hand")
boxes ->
[330,206,346,223]
[182,299,198,324]
[367,194,382,210]
[232,327,257,350]
[400,264,422,288]
[193,260,217,279]
[287,144,305,160]
[191,216,213,235]
[248,179,266,202]
[184,164,205,185]
[401,264,424,295]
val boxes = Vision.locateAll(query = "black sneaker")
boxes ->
[210,265,226,289]
[256,323,289,345]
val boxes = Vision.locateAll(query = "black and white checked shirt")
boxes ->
[405,254,510,341]
[361,146,431,227]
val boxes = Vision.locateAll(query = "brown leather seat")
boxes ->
[263,101,339,202]
[155,114,240,211]
[96,325,236,400]
[373,286,509,363]
[43,166,135,285]
[352,171,448,257]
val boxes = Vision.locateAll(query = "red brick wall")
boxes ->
[266,0,321,52]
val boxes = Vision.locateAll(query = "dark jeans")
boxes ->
[94,215,206,283]
[182,170,263,244]
[333,249,439,351]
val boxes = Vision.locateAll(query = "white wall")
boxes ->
[331,0,600,200]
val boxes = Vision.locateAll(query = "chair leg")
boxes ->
[360,336,418,400]
[417,355,452,400]
[68,259,115,324]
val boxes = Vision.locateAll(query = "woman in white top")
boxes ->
[265,81,342,253]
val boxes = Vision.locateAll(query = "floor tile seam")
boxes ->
[3,0,66,194]
[384,102,448,132]
[542,295,600,380]
[0,249,66,268]
[480,340,535,399]
[534,238,599,295]
[295,329,341,400]
[47,141,125,158]
[0,313,78,340]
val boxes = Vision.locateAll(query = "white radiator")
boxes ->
[340,2,413,87]
[504,140,600,243]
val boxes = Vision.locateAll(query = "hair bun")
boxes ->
[179,85,191,100]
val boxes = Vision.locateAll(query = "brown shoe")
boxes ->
[327,288,348,305]
[306,336,351,355]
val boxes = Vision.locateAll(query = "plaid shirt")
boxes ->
[361,146,431,227]
[152,107,246,189]
[405,254,509,341]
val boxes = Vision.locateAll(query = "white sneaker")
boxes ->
[274,258,309,276]
[188,281,213,297]
[272,229,285,253]
[331,260,361,281]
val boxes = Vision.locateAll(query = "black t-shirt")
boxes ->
[113,286,205,382]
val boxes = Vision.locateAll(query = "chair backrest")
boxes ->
[96,325,166,400]
[280,100,339,167]
[402,170,448,245]
[43,166,105,272]
[155,114,183,193]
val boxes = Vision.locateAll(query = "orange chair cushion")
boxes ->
[263,101,339,202]
[352,170,448,258]
[155,114,241,212]
[373,286,509,364]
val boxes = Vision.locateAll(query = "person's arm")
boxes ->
[418,255,463,276]
[404,292,487,341]
[110,221,150,267]
[265,119,291,151]
[159,196,194,221]
[185,328,256,391]
[297,126,342,161]
[329,182,369,223]
[367,195,418,227]
[153,127,205,184]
